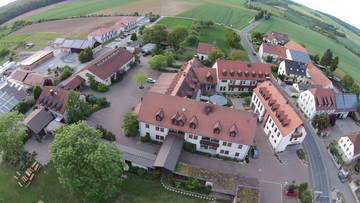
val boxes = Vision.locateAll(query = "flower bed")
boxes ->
[236,186,259,203]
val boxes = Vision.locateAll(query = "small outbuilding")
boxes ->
[19,50,54,70]
[23,108,54,139]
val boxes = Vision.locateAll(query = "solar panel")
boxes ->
[71,40,84,49]
[43,96,49,103]
[48,97,53,104]
[344,95,358,108]
[57,100,63,108]
[80,41,92,49]
[335,94,345,109]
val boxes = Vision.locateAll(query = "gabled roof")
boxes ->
[116,17,138,24]
[76,47,134,80]
[197,42,219,55]
[118,144,157,169]
[343,132,360,155]
[37,86,70,114]
[61,75,85,90]
[192,68,218,84]
[53,38,66,45]
[215,60,271,80]
[153,135,184,172]
[11,69,34,82]
[306,63,332,88]
[88,27,113,36]
[287,49,311,63]
[23,108,54,134]
[285,40,307,52]
[138,91,257,145]
[254,81,304,136]
[308,88,336,110]
[282,59,307,76]
[110,23,127,32]
[23,72,51,87]
[0,83,28,113]
[261,43,287,57]
[263,32,288,42]
[335,93,358,112]
[297,83,322,90]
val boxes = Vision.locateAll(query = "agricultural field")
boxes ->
[251,16,360,82]
[177,3,256,29]
[25,0,139,22]
[156,17,194,31]
[0,29,12,36]
[0,33,33,44]
[338,36,360,51]
[23,33,88,48]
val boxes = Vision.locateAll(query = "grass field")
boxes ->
[0,33,33,44]
[338,36,360,51]
[25,0,139,22]
[251,16,360,82]
[0,29,11,36]
[157,17,231,54]
[23,32,87,47]
[177,2,256,29]
[0,162,229,203]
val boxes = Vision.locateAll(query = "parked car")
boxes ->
[284,81,293,85]
[284,189,297,196]
[142,52,148,57]
[147,78,156,83]
[252,52,257,55]
[355,165,359,175]
[251,147,258,159]
[338,172,346,183]
[120,36,125,39]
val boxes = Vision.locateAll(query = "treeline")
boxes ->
[0,0,66,25]
[318,11,360,37]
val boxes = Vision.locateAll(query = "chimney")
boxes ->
[50,89,54,97]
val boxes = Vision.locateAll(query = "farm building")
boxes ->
[23,108,54,139]
[52,38,102,53]
[0,83,29,113]
[19,50,54,70]
[9,69,52,89]
[76,47,135,85]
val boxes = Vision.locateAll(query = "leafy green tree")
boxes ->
[84,46,94,60]
[251,31,263,42]
[227,50,246,61]
[312,114,330,130]
[350,83,360,96]
[65,90,91,124]
[0,112,27,160]
[330,56,339,72]
[310,54,320,63]
[130,32,138,41]
[340,75,354,90]
[167,25,188,46]
[78,51,89,63]
[320,49,333,66]
[17,101,28,114]
[185,35,198,46]
[138,25,146,35]
[50,121,128,202]
[226,30,241,48]
[97,83,109,92]
[298,42,306,48]
[88,74,98,90]
[208,49,225,63]
[133,69,148,88]
[142,24,167,44]
[204,19,214,28]
[148,55,166,70]
[33,85,42,100]
[164,51,175,67]
[185,178,201,189]
[122,112,139,137]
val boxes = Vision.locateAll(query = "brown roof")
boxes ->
[11,69,34,82]
[285,40,307,52]
[37,86,70,114]
[196,42,219,55]
[308,88,336,111]
[254,81,303,136]
[306,63,332,88]
[23,72,51,87]
[214,60,271,80]
[149,73,177,94]
[61,75,85,90]
[116,17,138,24]
[344,132,360,155]
[88,27,113,36]
[263,32,288,42]
[138,91,257,145]
[76,47,134,80]
[261,43,287,57]
[192,68,217,84]
[23,108,54,134]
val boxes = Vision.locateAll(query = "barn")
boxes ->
[19,50,54,70]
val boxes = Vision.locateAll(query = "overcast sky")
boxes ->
[0,0,359,29]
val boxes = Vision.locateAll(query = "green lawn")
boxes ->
[157,17,194,31]
[0,33,33,43]
[0,162,229,203]
[177,2,256,29]
[0,29,11,36]
[25,0,139,22]
[251,16,360,82]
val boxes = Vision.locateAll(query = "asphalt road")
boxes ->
[239,18,264,63]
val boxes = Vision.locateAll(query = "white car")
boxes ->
[147,78,156,83]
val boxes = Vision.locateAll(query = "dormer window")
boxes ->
[206,71,213,82]
[252,70,256,77]
[245,70,249,77]
[230,69,235,76]
[178,121,184,126]
[189,116,197,129]
[156,108,164,121]
[237,70,242,77]
[171,112,179,125]
[229,124,237,137]
[213,121,222,134]
[222,69,227,76]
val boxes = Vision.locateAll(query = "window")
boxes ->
[227,143,232,147]
[271,123,275,128]
[145,124,149,129]
[190,123,196,129]
[277,132,280,137]
[220,149,224,154]
[222,142,227,146]
[160,128,164,132]
[194,135,198,140]
[229,87,234,91]
[274,128,277,133]
[274,140,277,143]
[189,134,193,139]
[235,152,240,157]
[346,148,349,151]
[221,80,227,83]
[344,144,346,147]
[156,115,162,121]
[220,86,226,91]
[156,135,164,141]
[178,121,184,126]
[214,128,220,134]
[238,145,243,149]
[225,151,229,155]
[230,132,236,137]
[146,132,150,136]
[156,126,160,131]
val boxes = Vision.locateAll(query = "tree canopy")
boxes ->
[65,90,91,124]
[50,121,128,202]
[167,25,188,46]
[122,112,139,137]
[226,30,241,48]
[148,55,166,70]
[340,74,354,90]
[320,49,333,66]
[227,50,247,61]
[133,69,148,88]
[312,113,330,130]
[142,24,168,44]
[208,49,225,63]
[164,51,175,67]
[33,85,42,100]
[0,111,27,160]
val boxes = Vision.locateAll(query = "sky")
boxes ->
[0,0,359,29]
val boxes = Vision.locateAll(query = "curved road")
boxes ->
[240,19,331,203]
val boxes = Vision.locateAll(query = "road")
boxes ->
[240,19,332,202]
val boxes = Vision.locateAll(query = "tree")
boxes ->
[65,90,91,124]
[164,51,175,67]
[340,75,354,90]
[122,112,139,137]
[133,69,148,88]
[43,78,53,86]
[208,49,225,63]
[185,35,198,46]
[167,25,188,46]
[185,178,201,189]
[310,54,320,63]
[50,121,128,202]
[251,31,263,42]
[33,85,42,100]
[350,83,360,96]
[312,114,330,130]
[142,24,167,44]
[330,56,339,72]
[319,49,333,66]
[88,74,98,90]
[148,55,166,70]
[78,51,89,63]
[227,50,246,61]
[84,46,94,60]
[329,114,337,127]
[138,25,146,35]
[226,30,241,48]
[130,32,138,41]
[17,101,28,114]
[204,19,214,28]
[0,111,27,160]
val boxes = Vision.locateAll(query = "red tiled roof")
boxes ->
[116,17,138,24]
[138,91,257,145]
[254,81,303,136]
[214,60,272,80]
[11,69,34,82]
[76,47,134,80]
[61,75,85,90]
[345,131,360,155]
[110,23,127,32]
[192,68,217,84]
[37,86,69,114]
[88,27,113,36]
[261,43,287,57]
[196,42,219,55]
[285,40,307,52]
[308,88,336,110]
[306,63,332,88]
[23,73,51,87]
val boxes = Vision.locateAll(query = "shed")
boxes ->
[142,43,156,53]
[23,109,54,139]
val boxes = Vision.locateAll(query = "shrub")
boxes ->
[174,181,182,188]
[128,166,139,174]
[97,83,109,92]
[183,142,196,153]
[17,101,28,114]
[165,174,174,186]
[356,178,360,186]
[150,169,161,180]
[140,134,151,142]
[137,168,148,178]
[185,177,201,189]
[244,97,251,105]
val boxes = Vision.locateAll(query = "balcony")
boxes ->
[168,129,185,139]
[199,144,217,154]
